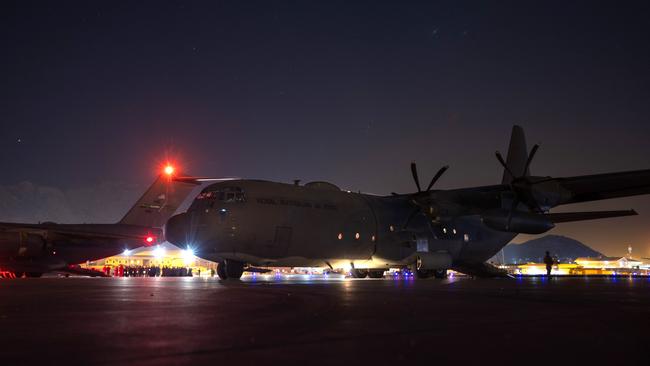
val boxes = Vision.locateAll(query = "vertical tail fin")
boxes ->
[501,125,530,184]
[118,174,197,228]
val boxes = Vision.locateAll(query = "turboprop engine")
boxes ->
[0,232,47,257]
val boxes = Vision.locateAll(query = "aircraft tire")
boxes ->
[216,262,228,280]
[350,269,368,278]
[25,272,43,278]
[225,260,244,279]
[367,270,385,279]
[433,269,448,279]
[415,269,433,279]
[14,272,25,279]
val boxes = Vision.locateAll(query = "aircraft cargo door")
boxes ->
[273,226,292,257]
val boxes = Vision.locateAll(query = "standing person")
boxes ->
[543,251,554,276]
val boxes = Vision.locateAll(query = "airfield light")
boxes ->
[146,236,155,244]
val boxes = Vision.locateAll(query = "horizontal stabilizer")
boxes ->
[545,210,637,223]
[173,176,240,185]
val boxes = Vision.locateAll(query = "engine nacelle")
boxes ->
[416,252,452,271]
[0,232,47,257]
[481,210,554,234]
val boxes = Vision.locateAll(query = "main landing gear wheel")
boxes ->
[367,270,385,279]
[433,269,448,279]
[216,262,228,280]
[350,269,368,278]
[224,260,244,280]
[415,269,433,279]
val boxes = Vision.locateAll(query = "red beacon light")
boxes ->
[164,165,175,176]
[145,236,155,245]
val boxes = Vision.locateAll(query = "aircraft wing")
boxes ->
[557,169,650,204]
[545,210,637,223]
[0,222,162,242]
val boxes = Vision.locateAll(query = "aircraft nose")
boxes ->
[164,213,190,246]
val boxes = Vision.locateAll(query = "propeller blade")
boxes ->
[495,151,515,179]
[522,144,539,176]
[506,197,520,231]
[402,207,421,229]
[426,165,449,191]
[410,162,422,192]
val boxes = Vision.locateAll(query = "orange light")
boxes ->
[146,236,155,244]
[164,165,175,176]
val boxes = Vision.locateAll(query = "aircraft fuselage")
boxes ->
[165,180,516,270]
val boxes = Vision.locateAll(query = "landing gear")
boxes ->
[367,270,385,279]
[415,269,433,279]
[224,260,244,280]
[216,262,228,280]
[414,269,448,279]
[433,269,448,279]
[350,269,368,278]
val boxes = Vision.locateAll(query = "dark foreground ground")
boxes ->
[1,276,649,365]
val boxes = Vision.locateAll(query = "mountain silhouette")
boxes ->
[492,235,604,264]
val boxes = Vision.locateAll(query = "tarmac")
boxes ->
[1,275,649,365]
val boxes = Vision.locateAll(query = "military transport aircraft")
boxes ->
[165,126,650,280]
[0,166,196,277]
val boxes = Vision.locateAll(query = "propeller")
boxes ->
[402,162,449,229]
[410,162,449,194]
[494,144,541,230]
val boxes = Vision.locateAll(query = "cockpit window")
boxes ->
[196,186,246,203]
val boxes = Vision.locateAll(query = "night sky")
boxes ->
[2,1,649,256]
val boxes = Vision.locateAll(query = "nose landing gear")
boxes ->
[216,260,245,280]
[216,262,228,280]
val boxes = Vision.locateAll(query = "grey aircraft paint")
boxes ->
[165,126,650,279]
